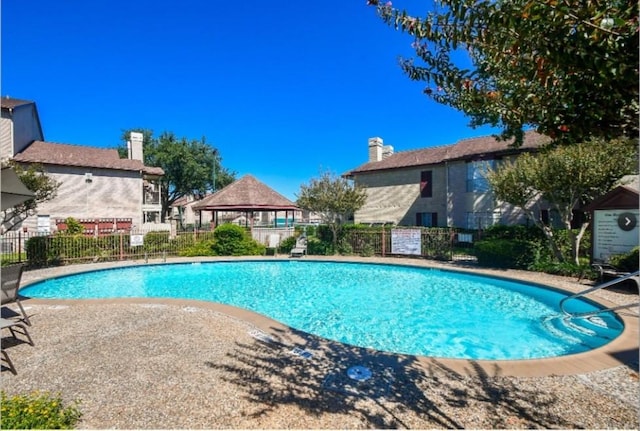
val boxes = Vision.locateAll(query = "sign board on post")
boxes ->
[130,234,144,247]
[391,228,422,255]
[592,209,639,262]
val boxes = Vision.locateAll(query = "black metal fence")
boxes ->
[0,227,476,268]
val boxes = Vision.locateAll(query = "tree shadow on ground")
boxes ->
[205,326,578,429]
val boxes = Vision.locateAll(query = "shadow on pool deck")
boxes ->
[205,323,588,429]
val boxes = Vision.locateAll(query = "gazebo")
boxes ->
[191,174,300,228]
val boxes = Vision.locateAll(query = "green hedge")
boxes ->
[474,239,538,269]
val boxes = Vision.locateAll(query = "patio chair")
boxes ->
[290,235,307,258]
[1,317,34,374]
[1,263,31,325]
[592,262,640,290]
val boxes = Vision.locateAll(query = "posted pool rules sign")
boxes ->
[391,229,422,255]
[592,209,639,262]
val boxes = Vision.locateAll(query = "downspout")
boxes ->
[445,161,450,227]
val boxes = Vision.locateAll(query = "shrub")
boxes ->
[278,236,297,254]
[212,224,265,256]
[143,231,172,252]
[360,242,375,257]
[0,391,81,429]
[178,240,216,257]
[25,236,49,267]
[63,217,84,235]
[316,225,334,243]
[530,259,594,278]
[306,237,332,255]
[336,239,353,255]
[609,246,640,272]
[474,239,536,269]
[303,225,316,237]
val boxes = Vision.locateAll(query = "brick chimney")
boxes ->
[368,137,383,162]
[128,132,144,161]
[382,145,394,159]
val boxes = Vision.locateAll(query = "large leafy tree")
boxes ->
[486,138,638,264]
[1,162,61,231]
[367,0,638,145]
[120,129,235,221]
[297,170,368,251]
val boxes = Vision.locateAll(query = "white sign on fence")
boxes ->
[130,234,144,247]
[391,229,421,255]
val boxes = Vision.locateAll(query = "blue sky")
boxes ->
[2,0,498,201]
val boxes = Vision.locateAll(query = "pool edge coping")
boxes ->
[17,256,640,378]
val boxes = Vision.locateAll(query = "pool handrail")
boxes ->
[559,270,640,319]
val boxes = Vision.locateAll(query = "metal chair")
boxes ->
[1,263,31,325]
[1,317,34,374]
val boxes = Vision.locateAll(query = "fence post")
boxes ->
[119,232,124,260]
[381,228,385,257]
[17,230,22,263]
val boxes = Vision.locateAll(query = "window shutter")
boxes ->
[416,213,422,226]
[432,212,438,227]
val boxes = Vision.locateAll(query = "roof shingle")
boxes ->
[12,141,164,176]
[192,175,298,211]
[1,96,34,110]
[346,131,550,175]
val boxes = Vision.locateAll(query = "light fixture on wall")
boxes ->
[85,173,93,183]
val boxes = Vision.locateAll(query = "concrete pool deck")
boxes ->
[2,256,639,428]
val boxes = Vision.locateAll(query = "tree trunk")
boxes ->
[522,207,565,262]
[571,221,590,265]
[330,224,339,255]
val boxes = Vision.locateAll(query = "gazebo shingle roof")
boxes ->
[192,175,299,211]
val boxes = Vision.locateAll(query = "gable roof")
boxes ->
[12,141,164,176]
[1,96,35,110]
[192,175,299,211]
[584,175,640,211]
[1,97,45,145]
[346,131,550,176]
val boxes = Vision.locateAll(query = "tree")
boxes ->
[486,138,638,264]
[367,0,638,146]
[296,170,368,251]
[1,162,61,231]
[120,129,236,222]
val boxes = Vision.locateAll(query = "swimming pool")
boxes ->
[20,260,624,360]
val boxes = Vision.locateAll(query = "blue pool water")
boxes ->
[21,261,623,360]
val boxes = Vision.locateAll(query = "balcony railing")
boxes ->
[143,190,160,205]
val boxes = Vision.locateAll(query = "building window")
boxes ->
[420,170,432,198]
[416,212,438,227]
[465,211,500,230]
[37,215,51,234]
[466,160,495,193]
[143,181,160,205]
[541,209,585,229]
[144,211,160,223]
